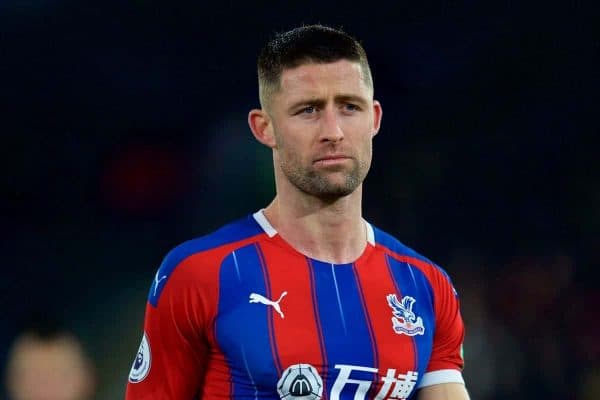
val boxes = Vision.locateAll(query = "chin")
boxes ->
[313,181,360,198]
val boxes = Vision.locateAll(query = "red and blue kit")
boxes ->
[126,210,465,400]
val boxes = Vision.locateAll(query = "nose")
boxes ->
[319,106,344,142]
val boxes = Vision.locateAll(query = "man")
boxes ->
[5,327,96,400]
[126,25,469,400]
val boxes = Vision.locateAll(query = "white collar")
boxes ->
[252,209,375,246]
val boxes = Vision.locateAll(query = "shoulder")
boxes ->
[371,225,434,264]
[163,214,264,268]
[149,213,265,306]
[370,224,457,292]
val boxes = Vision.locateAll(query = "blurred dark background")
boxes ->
[1,1,598,399]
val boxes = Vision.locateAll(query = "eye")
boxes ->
[294,105,319,117]
[344,103,359,112]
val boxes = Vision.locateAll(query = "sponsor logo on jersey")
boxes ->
[332,364,419,400]
[277,363,323,399]
[249,291,288,318]
[386,294,425,336]
[277,364,418,400]
[129,332,151,383]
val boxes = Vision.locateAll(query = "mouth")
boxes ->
[313,155,352,166]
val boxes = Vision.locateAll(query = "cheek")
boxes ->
[273,131,304,167]
[341,118,373,140]
[349,127,373,151]
[356,136,374,168]
[274,126,310,154]
[361,142,373,165]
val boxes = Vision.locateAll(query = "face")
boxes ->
[263,60,382,199]
[7,337,93,400]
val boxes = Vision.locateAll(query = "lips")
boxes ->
[314,154,351,162]
[313,155,353,168]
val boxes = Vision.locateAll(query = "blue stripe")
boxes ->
[149,214,263,306]
[309,260,375,398]
[216,244,279,399]
[386,255,435,385]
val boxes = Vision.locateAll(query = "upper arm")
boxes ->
[417,382,470,400]
[418,265,467,391]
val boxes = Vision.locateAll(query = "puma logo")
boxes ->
[153,272,167,296]
[249,291,288,319]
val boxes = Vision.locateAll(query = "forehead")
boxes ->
[278,60,371,100]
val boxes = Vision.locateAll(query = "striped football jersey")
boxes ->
[126,210,465,400]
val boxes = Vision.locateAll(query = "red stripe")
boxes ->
[351,263,380,397]
[307,258,329,398]
[256,243,283,375]
[258,240,326,388]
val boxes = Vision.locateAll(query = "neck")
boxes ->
[262,187,367,264]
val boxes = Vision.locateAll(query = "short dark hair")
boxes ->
[257,24,373,109]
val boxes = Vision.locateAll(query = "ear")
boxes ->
[248,109,276,148]
[371,100,383,137]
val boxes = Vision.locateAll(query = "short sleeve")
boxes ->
[418,266,465,388]
[125,260,210,399]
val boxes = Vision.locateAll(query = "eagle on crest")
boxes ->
[386,294,425,336]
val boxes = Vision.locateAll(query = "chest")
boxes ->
[211,244,435,399]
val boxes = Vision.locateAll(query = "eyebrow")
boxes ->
[287,94,369,113]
